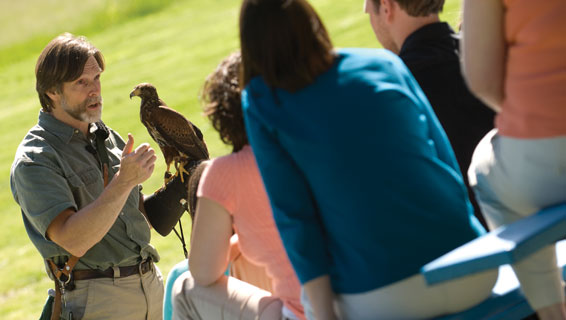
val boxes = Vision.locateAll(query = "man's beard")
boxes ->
[61,95,103,123]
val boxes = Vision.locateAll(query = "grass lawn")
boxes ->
[0,0,461,318]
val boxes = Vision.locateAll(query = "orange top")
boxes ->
[197,146,305,319]
[497,0,566,138]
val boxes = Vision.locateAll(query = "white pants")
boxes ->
[302,269,497,320]
[469,129,566,309]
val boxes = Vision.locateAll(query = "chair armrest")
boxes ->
[422,203,566,285]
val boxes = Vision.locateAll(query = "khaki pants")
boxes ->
[171,254,297,320]
[61,263,164,320]
[171,272,284,320]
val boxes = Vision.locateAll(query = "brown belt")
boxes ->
[72,259,152,281]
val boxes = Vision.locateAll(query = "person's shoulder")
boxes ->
[336,48,407,77]
[400,24,460,71]
[241,78,270,114]
[13,125,57,165]
[198,150,253,203]
[205,152,238,180]
[210,148,254,173]
[11,128,62,194]
[333,48,412,88]
[338,47,400,64]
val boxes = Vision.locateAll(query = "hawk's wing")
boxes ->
[151,106,209,161]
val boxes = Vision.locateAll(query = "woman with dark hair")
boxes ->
[239,0,497,319]
[171,52,305,320]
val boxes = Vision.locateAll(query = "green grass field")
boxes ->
[0,0,461,318]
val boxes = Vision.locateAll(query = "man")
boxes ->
[10,33,163,319]
[364,0,495,227]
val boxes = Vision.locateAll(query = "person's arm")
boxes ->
[461,0,506,112]
[46,134,156,257]
[242,89,331,289]
[304,275,339,320]
[189,196,233,286]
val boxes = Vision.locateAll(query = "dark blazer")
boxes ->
[399,22,495,228]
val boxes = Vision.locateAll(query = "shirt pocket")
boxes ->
[66,167,100,189]
[77,167,100,186]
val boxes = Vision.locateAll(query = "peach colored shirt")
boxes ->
[197,145,305,319]
[497,0,566,138]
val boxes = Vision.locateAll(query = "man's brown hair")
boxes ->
[372,0,444,17]
[35,33,105,112]
[239,0,334,92]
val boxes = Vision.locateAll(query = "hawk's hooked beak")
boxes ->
[129,88,140,99]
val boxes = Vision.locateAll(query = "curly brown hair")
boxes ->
[201,52,248,153]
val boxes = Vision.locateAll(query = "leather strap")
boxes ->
[47,256,79,282]
[73,259,152,281]
[93,121,111,188]
[47,255,79,320]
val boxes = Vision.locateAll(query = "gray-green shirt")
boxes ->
[10,111,159,270]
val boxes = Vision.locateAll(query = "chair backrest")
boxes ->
[422,204,566,320]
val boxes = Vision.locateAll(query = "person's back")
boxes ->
[197,146,304,317]
[244,45,497,320]
[244,48,496,314]
[497,0,566,138]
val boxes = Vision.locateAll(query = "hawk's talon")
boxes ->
[174,161,190,183]
[160,171,174,191]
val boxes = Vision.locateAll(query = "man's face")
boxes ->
[58,56,103,124]
[364,0,398,53]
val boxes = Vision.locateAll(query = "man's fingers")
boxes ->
[141,150,157,167]
[133,143,151,155]
[123,133,134,155]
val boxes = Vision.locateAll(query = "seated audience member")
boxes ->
[164,246,273,320]
[363,0,495,228]
[171,52,305,320]
[462,0,566,319]
[238,0,497,319]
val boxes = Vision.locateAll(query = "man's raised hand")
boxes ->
[116,134,157,188]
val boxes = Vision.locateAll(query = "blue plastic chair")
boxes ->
[163,259,189,320]
[422,204,566,320]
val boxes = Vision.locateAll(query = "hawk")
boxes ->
[130,83,209,184]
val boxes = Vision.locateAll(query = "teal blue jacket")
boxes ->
[242,48,485,294]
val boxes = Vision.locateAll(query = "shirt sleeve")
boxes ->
[11,160,77,238]
[242,90,330,285]
[197,157,236,214]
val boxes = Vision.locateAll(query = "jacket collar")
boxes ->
[399,22,458,56]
